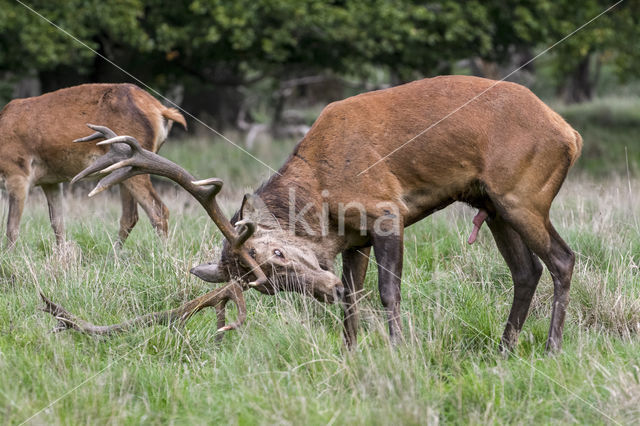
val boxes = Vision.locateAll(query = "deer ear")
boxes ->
[239,194,280,230]
[190,263,229,283]
[238,193,251,220]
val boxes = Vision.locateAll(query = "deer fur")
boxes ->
[0,83,186,246]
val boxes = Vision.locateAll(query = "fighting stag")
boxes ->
[41,76,582,353]
[0,83,186,247]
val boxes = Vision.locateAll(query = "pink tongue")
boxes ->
[467,209,488,244]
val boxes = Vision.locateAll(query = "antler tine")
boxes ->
[73,124,118,143]
[228,219,267,288]
[192,177,224,188]
[73,132,105,143]
[71,124,136,185]
[233,219,256,249]
[96,135,143,151]
[87,123,118,137]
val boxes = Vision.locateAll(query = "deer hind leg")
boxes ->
[543,225,575,352]
[497,202,575,352]
[121,174,169,241]
[117,184,139,245]
[5,174,30,248]
[341,246,371,349]
[372,231,404,344]
[41,183,65,246]
[487,214,543,353]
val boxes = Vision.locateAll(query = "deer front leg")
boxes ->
[117,184,139,246]
[42,183,65,246]
[5,175,29,248]
[372,230,404,345]
[121,174,169,240]
[341,246,371,349]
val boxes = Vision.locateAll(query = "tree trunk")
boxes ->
[181,84,244,137]
[562,54,593,104]
[38,66,89,94]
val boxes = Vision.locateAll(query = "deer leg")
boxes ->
[341,246,371,349]
[500,207,575,352]
[121,174,169,240]
[41,183,65,246]
[543,225,575,352]
[487,215,543,352]
[117,184,139,245]
[372,232,403,344]
[5,175,29,248]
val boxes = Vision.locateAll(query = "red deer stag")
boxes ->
[0,83,186,247]
[41,76,581,353]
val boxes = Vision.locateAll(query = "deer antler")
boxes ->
[71,124,266,288]
[39,282,245,336]
[40,124,267,336]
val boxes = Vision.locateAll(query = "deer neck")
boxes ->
[255,156,346,260]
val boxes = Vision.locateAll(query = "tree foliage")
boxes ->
[0,0,637,107]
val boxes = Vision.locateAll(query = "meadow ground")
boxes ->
[0,97,639,424]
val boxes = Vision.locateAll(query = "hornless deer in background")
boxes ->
[0,83,186,247]
[41,76,581,353]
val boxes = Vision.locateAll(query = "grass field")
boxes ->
[1,97,639,424]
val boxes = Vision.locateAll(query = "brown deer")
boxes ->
[0,83,186,247]
[41,76,581,353]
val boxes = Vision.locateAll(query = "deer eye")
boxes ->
[249,248,256,258]
[273,249,284,258]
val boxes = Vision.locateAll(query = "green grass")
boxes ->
[1,100,640,424]
[158,132,294,193]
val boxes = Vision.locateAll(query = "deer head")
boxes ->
[192,193,344,304]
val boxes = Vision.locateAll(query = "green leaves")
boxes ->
[0,1,514,83]
[0,1,637,100]
[0,0,147,72]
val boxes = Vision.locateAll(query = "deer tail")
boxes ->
[162,107,187,130]
[568,129,583,168]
